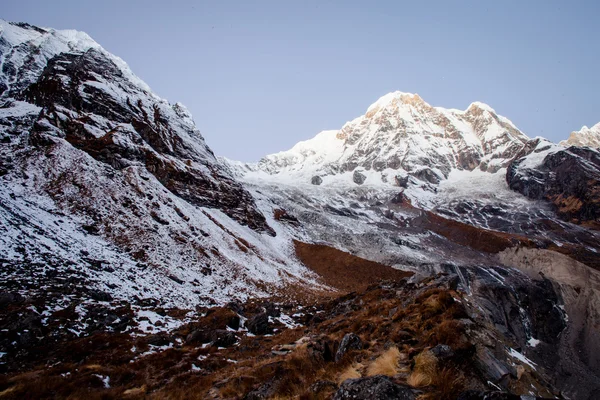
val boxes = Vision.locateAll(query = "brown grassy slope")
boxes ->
[293,240,412,292]
[0,277,559,400]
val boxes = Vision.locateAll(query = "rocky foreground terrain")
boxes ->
[1,20,600,399]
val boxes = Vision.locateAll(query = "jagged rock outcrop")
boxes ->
[507,138,600,227]
[333,376,415,400]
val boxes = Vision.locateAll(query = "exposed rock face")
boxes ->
[560,122,600,148]
[498,247,600,398]
[17,45,271,234]
[507,139,600,227]
[333,376,415,400]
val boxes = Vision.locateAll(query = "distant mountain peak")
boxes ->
[560,122,600,148]
[467,101,497,114]
[233,91,530,185]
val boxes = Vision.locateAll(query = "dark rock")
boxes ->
[247,312,272,335]
[186,329,211,344]
[507,142,600,225]
[353,170,366,185]
[333,375,415,400]
[411,168,442,184]
[309,380,338,395]
[395,175,410,188]
[168,274,184,284]
[244,376,279,400]
[473,347,516,383]
[212,330,238,347]
[430,344,454,360]
[311,175,323,185]
[263,302,281,318]
[82,224,100,234]
[89,289,112,302]
[226,300,244,315]
[0,291,23,308]
[335,333,363,362]
[307,336,336,362]
[146,334,171,346]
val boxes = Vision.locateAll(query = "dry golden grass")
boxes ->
[123,385,147,397]
[408,350,438,387]
[414,350,437,375]
[427,319,463,347]
[80,364,103,371]
[424,295,443,313]
[366,346,401,377]
[0,385,21,398]
[408,371,432,387]
[433,367,465,400]
[337,363,363,384]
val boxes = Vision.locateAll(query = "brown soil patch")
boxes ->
[293,240,412,292]
[413,211,536,253]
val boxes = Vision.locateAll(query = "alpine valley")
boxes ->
[1,20,600,400]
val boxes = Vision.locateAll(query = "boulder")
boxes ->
[457,391,526,400]
[247,312,272,335]
[335,333,363,362]
[311,175,323,185]
[146,334,171,347]
[333,375,415,400]
[430,344,454,360]
[353,170,366,185]
[212,330,238,347]
[186,329,211,344]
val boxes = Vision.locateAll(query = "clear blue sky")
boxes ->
[3,1,599,161]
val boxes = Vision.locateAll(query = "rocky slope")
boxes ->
[0,274,566,399]
[560,122,600,148]
[0,20,320,311]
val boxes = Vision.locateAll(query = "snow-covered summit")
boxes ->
[560,122,600,148]
[236,91,530,187]
[0,20,153,97]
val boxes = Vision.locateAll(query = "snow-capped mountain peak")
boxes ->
[235,91,530,186]
[0,20,153,98]
[560,122,600,148]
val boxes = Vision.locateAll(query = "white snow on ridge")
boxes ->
[516,139,561,170]
[560,122,600,148]
[0,19,153,97]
